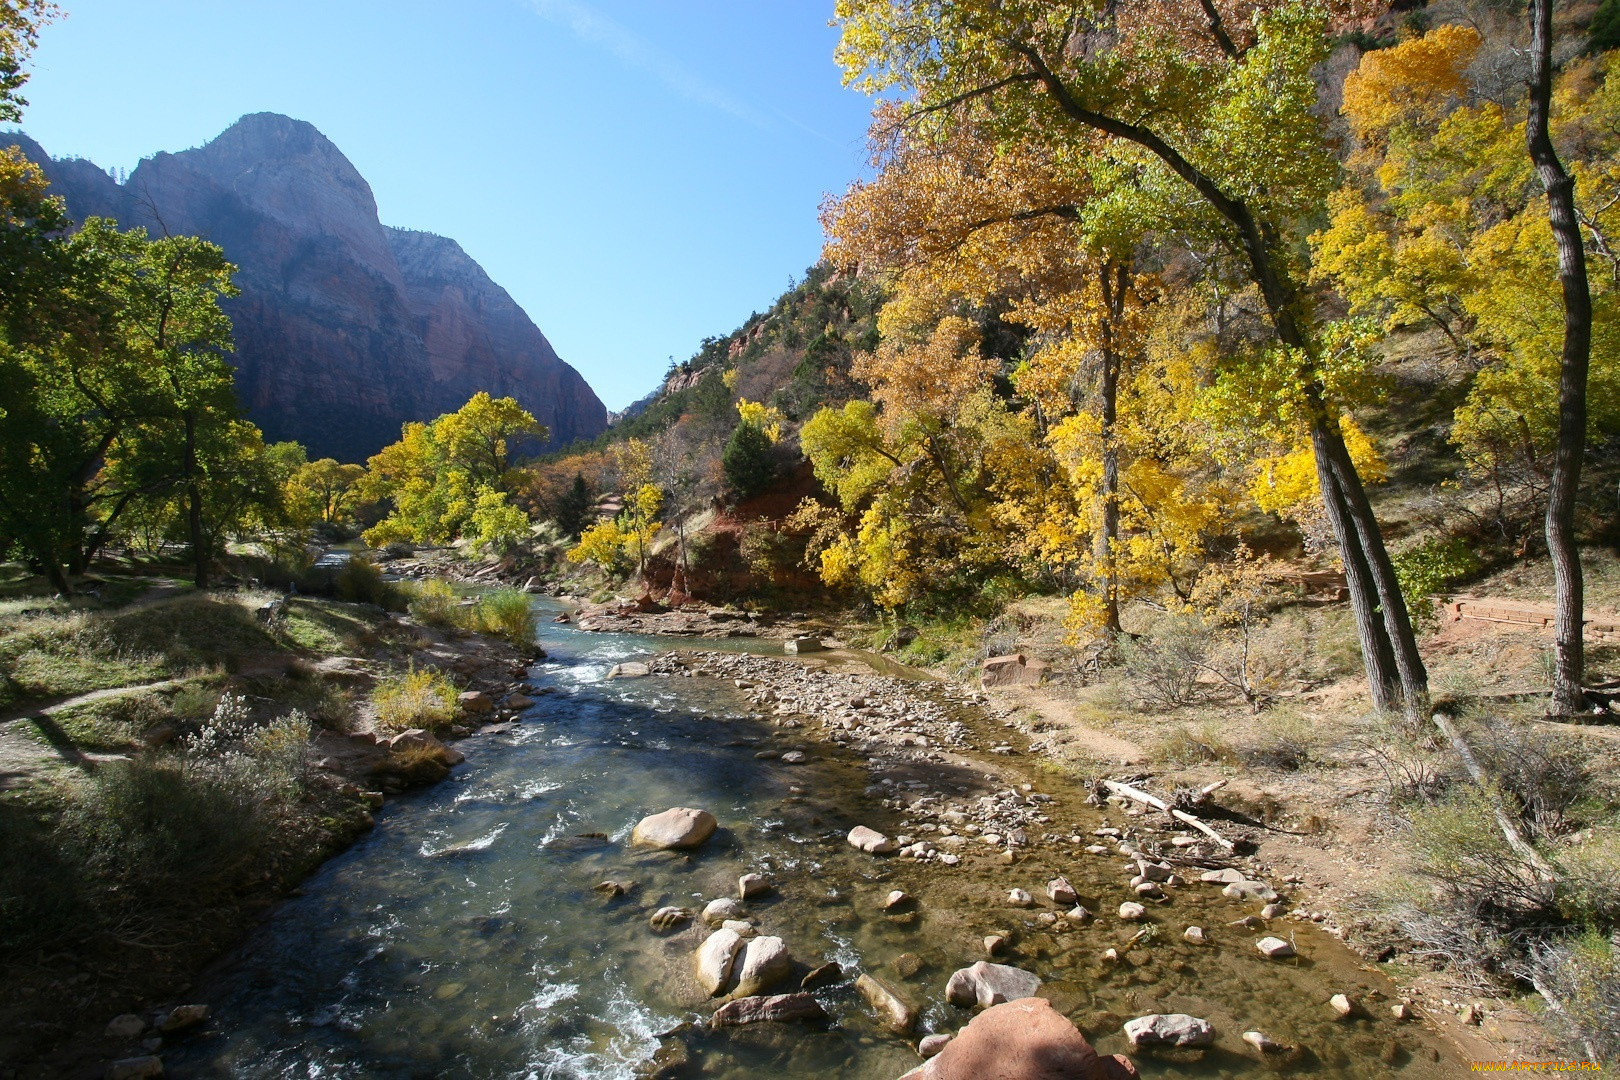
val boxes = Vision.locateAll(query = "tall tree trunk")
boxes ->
[184,410,209,589]
[1098,263,1124,634]
[1528,0,1592,715]
[1028,49,1429,711]
[1311,425,1398,710]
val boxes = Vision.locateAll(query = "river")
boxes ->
[163,602,1461,1079]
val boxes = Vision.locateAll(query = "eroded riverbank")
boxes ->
[158,610,1468,1079]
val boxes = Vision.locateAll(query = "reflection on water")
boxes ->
[165,605,1462,1079]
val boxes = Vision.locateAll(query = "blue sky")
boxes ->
[17,0,878,410]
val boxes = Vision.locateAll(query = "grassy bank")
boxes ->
[0,561,536,1075]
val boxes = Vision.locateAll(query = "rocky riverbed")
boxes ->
[149,612,1467,1080]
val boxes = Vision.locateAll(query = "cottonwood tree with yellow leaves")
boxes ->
[818,117,1230,630]
[1313,15,1619,713]
[833,0,1429,716]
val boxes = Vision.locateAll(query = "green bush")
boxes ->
[406,578,462,629]
[336,555,403,609]
[1526,931,1620,1059]
[1392,536,1478,633]
[473,589,536,646]
[64,757,268,903]
[723,420,778,499]
[372,665,458,732]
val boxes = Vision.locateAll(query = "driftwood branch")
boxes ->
[1431,712,1557,878]
[1103,779,1235,850]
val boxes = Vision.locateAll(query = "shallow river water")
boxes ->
[166,605,1464,1079]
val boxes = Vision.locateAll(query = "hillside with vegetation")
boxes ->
[5,0,1620,1071]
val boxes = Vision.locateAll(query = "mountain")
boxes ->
[5,114,607,462]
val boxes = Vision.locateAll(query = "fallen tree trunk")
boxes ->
[1431,712,1556,879]
[1102,779,1235,851]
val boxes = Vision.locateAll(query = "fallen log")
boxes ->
[1102,779,1235,850]
[1431,712,1556,879]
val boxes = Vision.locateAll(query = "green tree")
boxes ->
[552,472,593,539]
[360,394,544,548]
[722,419,777,500]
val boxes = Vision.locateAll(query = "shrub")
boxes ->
[407,579,462,629]
[0,802,89,953]
[1525,932,1620,1060]
[473,589,536,646]
[372,665,458,732]
[64,756,268,903]
[1115,614,1212,708]
[1392,536,1478,633]
[336,555,401,609]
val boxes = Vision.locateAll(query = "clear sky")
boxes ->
[16,0,878,410]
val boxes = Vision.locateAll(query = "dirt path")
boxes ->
[0,679,182,790]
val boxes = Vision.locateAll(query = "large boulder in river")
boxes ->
[944,962,1042,1010]
[896,998,1137,1080]
[730,935,792,997]
[1122,1013,1215,1048]
[631,807,717,850]
[695,928,745,996]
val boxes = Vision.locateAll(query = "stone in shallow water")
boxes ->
[104,1014,145,1040]
[1183,926,1206,945]
[710,992,826,1027]
[648,907,691,933]
[730,935,792,997]
[1223,879,1279,903]
[607,662,650,678]
[847,825,898,854]
[702,897,744,925]
[631,807,717,850]
[1047,877,1078,905]
[1243,1030,1290,1054]
[1118,902,1146,921]
[106,1059,164,1080]
[695,928,744,996]
[944,961,1042,1009]
[1255,936,1296,959]
[738,872,773,900]
[918,1033,952,1058]
[856,972,917,1033]
[1123,1013,1215,1048]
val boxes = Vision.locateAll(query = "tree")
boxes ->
[1528,0,1595,714]
[834,0,1430,716]
[722,420,777,499]
[359,394,543,549]
[0,2,54,124]
[286,458,365,526]
[552,472,594,539]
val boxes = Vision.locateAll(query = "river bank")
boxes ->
[562,600,1580,1070]
[136,604,1474,1080]
[0,579,541,1080]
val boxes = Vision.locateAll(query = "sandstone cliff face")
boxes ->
[5,114,606,462]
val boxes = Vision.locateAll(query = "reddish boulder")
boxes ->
[897,998,1137,1080]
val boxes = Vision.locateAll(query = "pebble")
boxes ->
[1256,936,1296,959]
[738,873,773,900]
[780,750,807,764]
[1184,926,1206,944]
[1046,877,1078,905]
[984,934,1008,956]
[918,1033,952,1058]
[883,890,911,910]
[1008,888,1034,907]
[1243,1030,1289,1054]
[1330,993,1356,1019]
[648,907,692,932]
[1261,902,1285,919]
[106,1058,164,1080]
[104,1014,146,1040]
[1119,902,1147,921]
